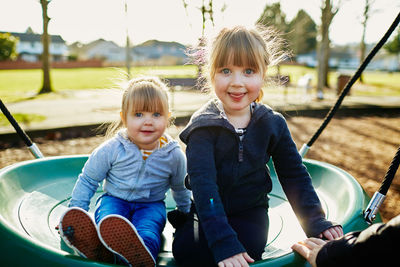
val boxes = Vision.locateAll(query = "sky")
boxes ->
[0,0,399,47]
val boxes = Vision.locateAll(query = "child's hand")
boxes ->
[217,252,254,267]
[319,225,343,240]
[167,209,189,229]
[291,237,326,267]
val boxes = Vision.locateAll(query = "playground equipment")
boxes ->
[0,154,374,267]
[0,11,399,267]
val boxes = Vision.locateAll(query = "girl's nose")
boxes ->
[143,115,153,125]
[231,72,243,86]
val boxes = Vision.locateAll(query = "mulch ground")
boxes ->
[1,115,399,222]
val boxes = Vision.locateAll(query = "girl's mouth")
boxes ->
[228,92,245,102]
[140,130,154,134]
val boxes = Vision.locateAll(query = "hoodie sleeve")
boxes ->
[169,148,192,213]
[68,141,114,210]
[270,114,335,237]
[316,215,400,266]
[185,127,246,263]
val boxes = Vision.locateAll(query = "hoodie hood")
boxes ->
[116,128,179,154]
[180,99,272,144]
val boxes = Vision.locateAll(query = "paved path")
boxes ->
[0,89,211,134]
[1,88,400,135]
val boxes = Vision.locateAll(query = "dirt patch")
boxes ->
[288,115,400,223]
[1,116,399,222]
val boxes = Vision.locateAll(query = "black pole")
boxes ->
[0,99,33,147]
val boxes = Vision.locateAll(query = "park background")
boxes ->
[1,0,400,223]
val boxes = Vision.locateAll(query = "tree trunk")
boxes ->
[359,0,372,83]
[317,39,329,99]
[38,0,53,94]
[124,1,131,79]
[359,29,366,83]
[317,0,337,99]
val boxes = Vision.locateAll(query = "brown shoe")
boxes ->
[59,207,115,264]
[98,214,155,267]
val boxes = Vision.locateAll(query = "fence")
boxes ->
[0,60,103,70]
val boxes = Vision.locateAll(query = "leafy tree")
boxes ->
[257,3,288,33]
[181,0,220,77]
[38,0,53,94]
[288,9,317,55]
[256,3,290,76]
[384,28,400,71]
[0,33,18,61]
[181,0,216,37]
[384,28,400,55]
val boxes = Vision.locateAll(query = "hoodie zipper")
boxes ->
[236,128,246,162]
[238,140,244,162]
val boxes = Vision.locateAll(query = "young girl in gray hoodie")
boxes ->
[59,77,191,267]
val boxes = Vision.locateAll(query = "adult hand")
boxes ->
[319,225,343,240]
[291,237,326,267]
[217,252,254,267]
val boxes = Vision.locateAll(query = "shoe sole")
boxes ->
[59,207,114,263]
[98,215,155,267]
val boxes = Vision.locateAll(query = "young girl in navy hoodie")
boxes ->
[172,25,343,267]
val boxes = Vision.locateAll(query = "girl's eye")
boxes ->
[134,112,143,117]
[153,112,161,117]
[221,68,230,74]
[245,68,254,75]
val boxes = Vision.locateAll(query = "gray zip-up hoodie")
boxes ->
[69,129,191,213]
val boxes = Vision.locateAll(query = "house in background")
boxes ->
[295,51,318,67]
[133,40,188,65]
[69,39,188,66]
[1,29,67,62]
[295,43,399,71]
[69,39,145,64]
[69,39,131,63]
[295,50,355,69]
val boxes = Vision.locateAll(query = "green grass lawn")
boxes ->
[0,65,198,102]
[1,64,399,102]
[268,65,400,96]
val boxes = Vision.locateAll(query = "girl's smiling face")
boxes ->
[213,64,263,115]
[121,110,167,150]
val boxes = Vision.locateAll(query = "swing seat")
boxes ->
[0,155,379,266]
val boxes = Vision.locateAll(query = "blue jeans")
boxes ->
[94,194,166,261]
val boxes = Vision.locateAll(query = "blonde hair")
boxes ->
[105,76,170,138]
[204,24,288,102]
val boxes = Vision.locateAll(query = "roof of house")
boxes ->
[0,31,65,43]
[136,39,186,49]
[84,39,120,50]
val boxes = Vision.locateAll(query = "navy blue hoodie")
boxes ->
[180,99,335,263]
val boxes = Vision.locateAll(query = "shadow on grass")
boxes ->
[4,90,72,103]
[0,113,46,127]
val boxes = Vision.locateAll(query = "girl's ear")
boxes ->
[120,111,126,126]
